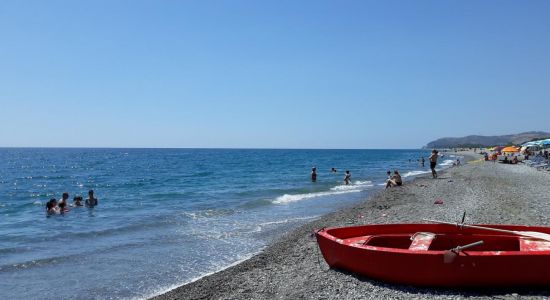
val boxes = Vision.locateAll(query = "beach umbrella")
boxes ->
[523,140,544,147]
[493,146,505,153]
[501,146,519,153]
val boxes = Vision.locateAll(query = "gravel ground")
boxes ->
[152,153,550,300]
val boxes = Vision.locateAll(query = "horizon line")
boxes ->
[0,146,426,150]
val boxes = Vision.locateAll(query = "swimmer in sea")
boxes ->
[344,170,351,185]
[331,167,337,173]
[72,196,83,207]
[58,192,69,213]
[46,199,59,215]
[311,167,317,182]
[58,201,68,214]
[85,190,98,207]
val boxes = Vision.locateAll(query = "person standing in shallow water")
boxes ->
[429,150,438,178]
[85,190,98,207]
[311,167,317,182]
[344,170,351,185]
[420,157,425,167]
[58,192,70,213]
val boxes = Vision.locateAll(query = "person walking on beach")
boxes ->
[429,150,438,178]
[344,170,351,185]
[85,190,98,207]
[311,167,317,182]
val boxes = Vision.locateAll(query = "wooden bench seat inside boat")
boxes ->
[519,238,550,251]
[409,232,436,251]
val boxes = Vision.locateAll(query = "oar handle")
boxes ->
[454,240,484,252]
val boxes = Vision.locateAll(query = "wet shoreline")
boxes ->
[151,152,550,299]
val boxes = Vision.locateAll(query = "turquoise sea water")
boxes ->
[0,148,458,299]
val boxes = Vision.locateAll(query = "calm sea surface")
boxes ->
[0,148,457,299]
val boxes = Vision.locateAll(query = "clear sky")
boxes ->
[1,0,549,148]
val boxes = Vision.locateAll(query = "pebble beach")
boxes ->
[152,152,550,300]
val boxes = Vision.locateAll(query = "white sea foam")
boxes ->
[439,159,455,166]
[330,180,373,191]
[272,180,376,204]
[273,180,376,204]
[402,170,431,178]
[258,215,320,227]
[272,190,362,204]
[353,180,372,185]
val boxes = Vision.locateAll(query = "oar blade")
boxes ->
[443,251,457,264]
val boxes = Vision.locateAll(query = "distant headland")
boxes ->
[424,131,550,148]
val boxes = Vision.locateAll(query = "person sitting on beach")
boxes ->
[429,150,438,178]
[385,170,402,189]
[453,158,461,166]
[384,170,392,186]
[344,170,351,185]
[85,190,98,207]
[512,156,518,164]
[72,196,83,207]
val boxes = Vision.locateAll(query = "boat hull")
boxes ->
[316,223,550,288]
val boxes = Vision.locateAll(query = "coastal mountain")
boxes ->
[424,131,550,148]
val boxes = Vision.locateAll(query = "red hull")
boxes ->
[316,223,550,288]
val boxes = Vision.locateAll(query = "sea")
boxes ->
[0,148,459,299]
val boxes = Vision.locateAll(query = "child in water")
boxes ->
[72,196,83,207]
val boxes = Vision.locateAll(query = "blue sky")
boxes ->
[1,0,549,148]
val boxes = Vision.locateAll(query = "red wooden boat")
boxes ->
[316,223,550,288]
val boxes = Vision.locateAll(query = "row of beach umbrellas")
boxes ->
[486,139,550,154]
[522,139,550,147]
[488,146,519,153]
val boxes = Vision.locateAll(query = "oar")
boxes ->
[423,218,550,242]
[444,240,484,264]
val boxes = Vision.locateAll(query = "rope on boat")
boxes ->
[311,227,330,272]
